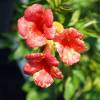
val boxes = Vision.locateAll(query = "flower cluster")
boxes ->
[17,4,86,88]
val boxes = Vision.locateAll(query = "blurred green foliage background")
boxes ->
[0,0,100,100]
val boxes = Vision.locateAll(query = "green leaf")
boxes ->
[94,23,100,33]
[55,12,65,24]
[72,75,80,90]
[96,38,100,51]
[89,60,100,73]
[13,44,29,59]
[59,4,73,11]
[83,77,92,92]
[83,20,97,28]
[26,90,39,100]
[73,70,85,82]
[47,0,55,9]
[94,77,100,91]
[22,82,32,92]
[68,10,80,26]
[80,30,99,38]
[75,21,86,29]
[64,77,76,100]
[54,0,61,7]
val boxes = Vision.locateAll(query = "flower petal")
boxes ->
[24,4,45,30]
[70,39,86,53]
[55,42,64,58]
[53,32,65,43]
[50,66,63,79]
[65,28,84,39]
[56,43,80,65]
[62,47,80,65]
[24,4,44,22]
[25,31,47,48]
[33,69,53,88]
[25,53,44,64]
[17,17,36,38]
[44,9,53,27]
[25,53,43,60]
[43,25,56,39]
[44,53,59,67]
[23,63,42,75]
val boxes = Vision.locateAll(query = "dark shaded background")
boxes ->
[0,0,25,100]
